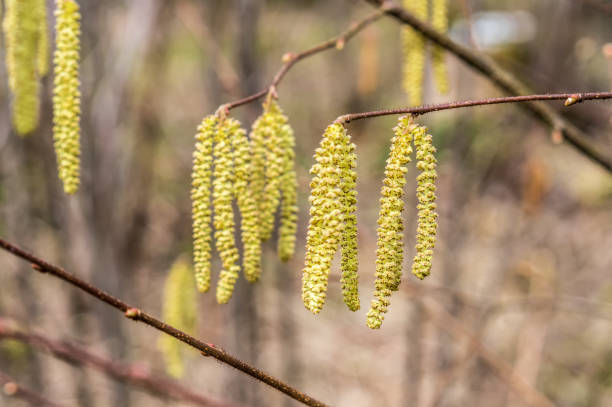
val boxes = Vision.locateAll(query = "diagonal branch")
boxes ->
[335,91,612,123]
[0,237,329,407]
[0,319,234,407]
[220,9,384,111]
[0,371,65,407]
[364,0,612,173]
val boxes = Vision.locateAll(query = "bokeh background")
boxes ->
[1,0,612,406]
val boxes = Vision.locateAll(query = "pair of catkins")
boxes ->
[302,116,438,329]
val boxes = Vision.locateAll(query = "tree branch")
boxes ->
[335,91,612,123]
[0,319,234,407]
[364,0,612,173]
[0,371,65,407]
[0,237,329,407]
[219,9,384,111]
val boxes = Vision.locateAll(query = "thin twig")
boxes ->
[0,237,329,407]
[364,0,612,173]
[0,319,234,407]
[0,371,65,407]
[219,10,384,112]
[335,91,612,123]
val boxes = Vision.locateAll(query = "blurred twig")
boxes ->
[0,371,65,407]
[220,9,384,111]
[579,0,612,14]
[0,319,234,407]
[0,237,330,407]
[364,0,612,174]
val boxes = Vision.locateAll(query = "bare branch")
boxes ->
[0,371,65,407]
[0,319,234,407]
[0,237,329,407]
[364,0,612,173]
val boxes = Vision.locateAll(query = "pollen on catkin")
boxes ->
[340,136,360,311]
[52,0,82,195]
[277,107,298,262]
[367,116,415,330]
[431,0,449,94]
[159,258,197,378]
[402,0,428,106]
[3,0,41,135]
[302,123,350,314]
[412,126,438,280]
[214,117,242,304]
[191,115,216,293]
[36,0,50,76]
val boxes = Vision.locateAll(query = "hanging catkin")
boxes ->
[367,116,416,330]
[191,115,216,293]
[36,0,49,76]
[3,0,41,135]
[214,118,243,304]
[302,123,355,314]
[431,0,449,94]
[402,0,428,106]
[159,258,197,378]
[277,113,298,262]
[52,0,82,194]
[412,127,438,279]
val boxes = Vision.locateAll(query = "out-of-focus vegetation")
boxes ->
[1,1,612,406]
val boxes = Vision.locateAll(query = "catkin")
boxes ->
[3,0,41,135]
[302,123,350,314]
[367,116,415,330]
[340,136,360,311]
[53,0,82,194]
[36,0,49,76]
[277,114,298,262]
[214,118,242,304]
[402,0,428,106]
[191,115,216,293]
[412,127,438,279]
[431,0,449,94]
[159,258,197,378]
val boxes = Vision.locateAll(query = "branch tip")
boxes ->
[124,308,141,320]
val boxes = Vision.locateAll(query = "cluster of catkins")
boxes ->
[2,0,82,194]
[402,0,449,106]
[191,97,298,304]
[303,116,438,329]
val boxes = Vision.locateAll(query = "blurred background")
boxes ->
[1,0,612,406]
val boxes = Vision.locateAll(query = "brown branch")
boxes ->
[335,91,612,123]
[0,237,329,407]
[0,319,234,407]
[364,0,612,173]
[220,10,384,111]
[0,371,65,407]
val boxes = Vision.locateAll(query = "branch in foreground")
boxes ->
[0,237,329,407]
[0,371,64,407]
[365,0,612,173]
[0,319,233,407]
[335,92,612,123]
[220,9,384,111]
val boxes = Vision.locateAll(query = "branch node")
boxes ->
[31,264,45,273]
[281,52,295,63]
[214,104,230,119]
[335,38,346,50]
[564,94,583,106]
[124,308,142,320]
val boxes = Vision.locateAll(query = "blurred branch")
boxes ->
[419,297,556,407]
[0,237,329,407]
[0,319,234,407]
[579,0,612,14]
[0,371,64,407]
[364,0,612,174]
[220,9,384,111]
[335,92,612,122]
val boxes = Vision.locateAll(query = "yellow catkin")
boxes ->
[413,127,438,279]
[247,106,268,239]
[191,115,216,293]
[36,0,49,76]
[159,258,197,378]
[302,123,349,314]
[340,135,360,311]
[431,0,449,94]
[52,0,81,194]
[3,0,41,135]
[214,118,242,304]
[277,106,298,262]
[402,0,428,106]
[233,119,262,283]
[260,100,290,241]
[367,116,416,330]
